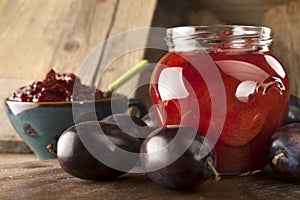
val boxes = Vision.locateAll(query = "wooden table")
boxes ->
[1,158,299,200]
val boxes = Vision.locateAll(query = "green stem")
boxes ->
[108,59,149,91]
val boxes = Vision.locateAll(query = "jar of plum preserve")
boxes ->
[149,25,290,175]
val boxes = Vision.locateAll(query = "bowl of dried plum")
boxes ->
[4,69,146,160]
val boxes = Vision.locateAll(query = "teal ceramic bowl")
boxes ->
[4,95,146,160]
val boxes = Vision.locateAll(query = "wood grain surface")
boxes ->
[0,0,156,79]
[0,159,300,200]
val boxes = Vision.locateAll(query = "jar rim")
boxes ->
[166,25,271,37]
[165,25,272,52]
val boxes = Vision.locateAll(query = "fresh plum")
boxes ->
[269,123,300,183]
[56,121,141,180]
[284,95,300,124]
[140,126,219,190]
[101,113,154,141]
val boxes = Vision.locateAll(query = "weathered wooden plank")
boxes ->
[0,140,32,154]
[0,159,299,200]
[93,0,157,91]
[50,0,119,77]
[0,0,76,78]
[0,0,156,82]
[0,153,36,165]
[0,0,119,79]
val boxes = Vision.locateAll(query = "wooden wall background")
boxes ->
[1,0,300,153]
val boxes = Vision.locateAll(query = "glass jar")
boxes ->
[149,25,290,174]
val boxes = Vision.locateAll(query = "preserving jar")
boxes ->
[149,25,290,174]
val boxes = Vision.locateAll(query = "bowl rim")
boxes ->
[3,94,126,105]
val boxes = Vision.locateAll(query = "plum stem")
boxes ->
[207,159,221,181]
[47,144,57,155]
[272,151,287,165]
